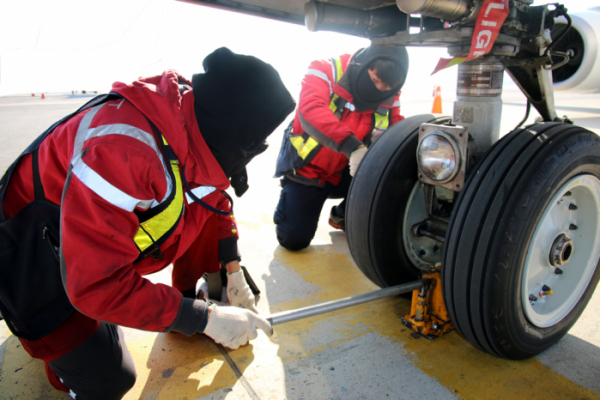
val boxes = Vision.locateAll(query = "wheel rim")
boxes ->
[523,174,600,328]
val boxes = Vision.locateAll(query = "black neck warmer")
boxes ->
[192,47,295,196]
[344,46,409,112]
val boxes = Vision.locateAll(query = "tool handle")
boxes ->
[266,279,426,326]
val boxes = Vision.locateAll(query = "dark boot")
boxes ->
[328,205,346,231]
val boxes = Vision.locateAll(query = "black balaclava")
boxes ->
[344,46,409,112]
[192,47,296,196]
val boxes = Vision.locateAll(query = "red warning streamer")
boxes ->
[431,0,510,75]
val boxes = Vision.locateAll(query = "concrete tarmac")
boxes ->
[0,86,599,400]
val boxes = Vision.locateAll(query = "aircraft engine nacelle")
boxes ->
[553,10,600,93]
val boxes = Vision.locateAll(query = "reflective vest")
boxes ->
[0,93,228,341]
[0,93,189,340]
[68,96,223,263]
[290,57,391,164]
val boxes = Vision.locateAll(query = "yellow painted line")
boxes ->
[2,242,598,399]
[397,327,599,400]
[259,246,600,400]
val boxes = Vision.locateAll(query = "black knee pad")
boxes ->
[276,225,312,251]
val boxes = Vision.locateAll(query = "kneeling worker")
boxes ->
[0,48,295,399]
[274,45,409,250]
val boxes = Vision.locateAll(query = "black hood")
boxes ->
[192,47,295,196]
[344,46,409,112]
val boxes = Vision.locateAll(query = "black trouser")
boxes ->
[274,168,351,251]
[48,323,136,400]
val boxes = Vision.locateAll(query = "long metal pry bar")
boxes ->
[266,279,427,326]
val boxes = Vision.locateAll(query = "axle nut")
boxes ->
[549,233,574,267]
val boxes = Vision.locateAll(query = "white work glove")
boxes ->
[203,304,273,349]
[349,146,367,177]
[227,270,258,313]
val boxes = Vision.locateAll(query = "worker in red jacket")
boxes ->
[274,46,409,250]
[0,47,295,399]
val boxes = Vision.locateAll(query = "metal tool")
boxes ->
[266,279,426,326]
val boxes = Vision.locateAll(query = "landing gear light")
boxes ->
[416,123,469,191]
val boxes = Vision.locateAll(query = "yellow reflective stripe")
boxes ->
[333,58,343,84]
[374,112,390,130]
[134,228,153,253]
[329,94,339,113]
[329,58,345,114]
[290,135,320,160]
[134,160,184,253]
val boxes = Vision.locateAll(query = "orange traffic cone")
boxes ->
[432,86,442,114]
[41,93,46,99]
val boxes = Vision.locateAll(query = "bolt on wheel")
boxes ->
[523,175,600,328]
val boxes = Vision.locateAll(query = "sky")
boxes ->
[0,0,598,97]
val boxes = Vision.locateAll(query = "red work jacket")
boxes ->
[3,71,238,361]
[292,53,404,186]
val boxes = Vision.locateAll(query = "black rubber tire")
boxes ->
[347,114,451,288]
[442,122,600,360]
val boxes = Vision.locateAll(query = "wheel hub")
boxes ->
[402,182,443,270]
[549,233,574,267]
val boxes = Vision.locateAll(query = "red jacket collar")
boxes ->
[181,90,229,189]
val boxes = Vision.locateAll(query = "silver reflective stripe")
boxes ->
[73,104,104,157]
[306,69,332,95]
[71,152,154,212]
[185,186,217,204]
[59,377,77,399]
[345,102,356,111]
[393,100,400,107]
[83,123,173,203]
[70,102,174,212]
